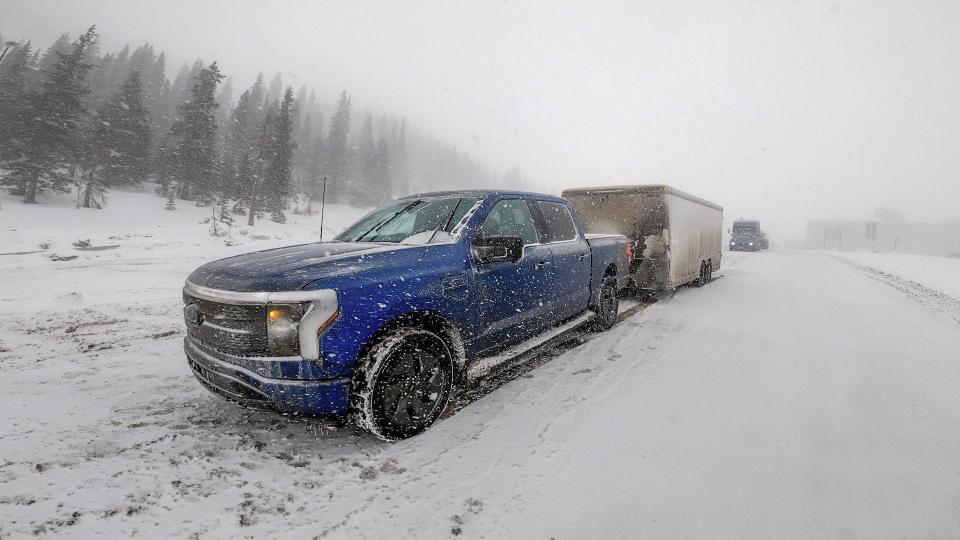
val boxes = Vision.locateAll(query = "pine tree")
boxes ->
[167,61,224,203]
[295,85,307,120]
[296,113,312,171]
[153,132,175,195]
[246,73,267,131]
[223,88,255,212]
[265,72,282,106]
[232,153,252,214]
[375,127,392,201]
[358,113,376,184]
[1,27,97,203]
[214,76,233,146]
[325,90,351,204]
[305,132,325,214]
[247,102,275,224]
[265,87,296,223]
[86,44,126,113]
[394,119,408,195]
[0,42,34,170]
[80,68,152,208]
[145,51,169,161]
[36,33,72,75]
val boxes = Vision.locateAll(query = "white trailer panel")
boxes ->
[665,193,723,288]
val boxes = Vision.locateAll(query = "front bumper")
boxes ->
[184,337,351,415]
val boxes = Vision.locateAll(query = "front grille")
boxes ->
[183,293,269,356]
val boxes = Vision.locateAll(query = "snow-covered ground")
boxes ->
[830,250,960,302]
[3,192,960,538]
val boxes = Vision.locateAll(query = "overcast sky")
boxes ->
[4,0,960,239]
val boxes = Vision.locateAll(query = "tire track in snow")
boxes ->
[835,257,960,325]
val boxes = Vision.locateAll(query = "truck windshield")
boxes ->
[335,196,482,243]
[733,223,759,234]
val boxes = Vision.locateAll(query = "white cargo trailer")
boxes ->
[562,185,723,291]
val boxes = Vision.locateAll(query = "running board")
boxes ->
[466,311,595,380]
[464,299,644,381]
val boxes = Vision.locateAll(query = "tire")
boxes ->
[351,327,454,441]
[705,261,713,283]
[591,276,619,331]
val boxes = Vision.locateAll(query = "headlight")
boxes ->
[749,242,754,246]
[265,289,339,359]
[266,304,305,356]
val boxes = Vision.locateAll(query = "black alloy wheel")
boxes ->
[592,277,619,331]
[354,328,454,440]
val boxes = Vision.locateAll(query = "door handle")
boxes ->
[441,275,467,291]
[577,253,588,261]
[535,260,550,269]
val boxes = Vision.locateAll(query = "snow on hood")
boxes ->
[186,241,421,292]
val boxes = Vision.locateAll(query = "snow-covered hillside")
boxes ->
[3,192,960,538]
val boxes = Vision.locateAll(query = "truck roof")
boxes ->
[561,184,723,211]
[402,189,569,203]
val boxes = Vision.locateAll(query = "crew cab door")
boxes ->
[472,199,553,349]
[533,200,592,320]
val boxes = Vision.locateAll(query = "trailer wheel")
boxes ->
[351,328,454,441]
[591,277,619,331]
[696,262,709,287]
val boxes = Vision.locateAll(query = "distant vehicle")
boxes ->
[182,190,630,440]
[561,185,723,293]
[729,219,765,251]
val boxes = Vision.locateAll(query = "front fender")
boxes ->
[311,245,474,378]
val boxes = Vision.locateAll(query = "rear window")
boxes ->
[535,201,578,242]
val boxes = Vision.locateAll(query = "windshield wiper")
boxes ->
[355,201,420,242]
[424,198,465,244]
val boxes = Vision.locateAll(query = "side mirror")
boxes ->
[726,228,731,234]
[473,235,524,263]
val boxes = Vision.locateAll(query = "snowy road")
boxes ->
[3,249,960,538]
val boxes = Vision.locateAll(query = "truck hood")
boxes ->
[187,241,425,292]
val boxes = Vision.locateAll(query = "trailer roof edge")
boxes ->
[562,184,723,211]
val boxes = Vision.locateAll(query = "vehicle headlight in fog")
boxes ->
[267,304,305,356]
[749,242,754,246]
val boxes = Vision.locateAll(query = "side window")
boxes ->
[535,201,579,243]
[478,200,539,245]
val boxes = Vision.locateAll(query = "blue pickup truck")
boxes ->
[183,190,630,439]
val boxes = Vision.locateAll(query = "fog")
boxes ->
[5,0,960,241]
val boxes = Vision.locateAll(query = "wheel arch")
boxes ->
[590,264,619,310]
[356,310,468,384]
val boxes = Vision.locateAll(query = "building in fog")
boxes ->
[804,219,960,256]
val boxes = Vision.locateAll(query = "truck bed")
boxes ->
[585,233,631,291]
